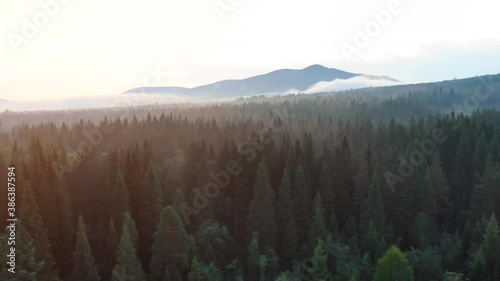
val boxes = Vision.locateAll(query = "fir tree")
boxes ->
[112,223,147,281]
[150,206,190,281]
[353,157,370,219]
[469,157,500,222]
[472,132,488,177]
[19,183,60,281]
[188,256,205,281]
[265,248,280,281]
[362,220,386,262]
[276,168,293,232]
[309,193,328,242]
[138,161,162,265]
[334,136,355,225]
[246,162,277,250]
[110,170,130,228]
[361,174,385,233]
[247,232,260,281]
[469,248,488,281]
[469,214,500,281]
[280,217,298,265]
[68,217,100,281]
[103,219,119,281]
[450,130,473,216]
[204,263,223,281]
[307,242,332,281]
[429,152,451,228]
[410,213,437,250]
[319,161,335,219]
[407,248,444,281]
[258,255,269,281]
[293,166,311,243]
[123,212,139,248]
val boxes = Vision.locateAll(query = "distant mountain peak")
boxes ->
[304,64,328,70]
[122,65,397,98]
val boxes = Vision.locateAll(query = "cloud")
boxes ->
[303,75,401,93]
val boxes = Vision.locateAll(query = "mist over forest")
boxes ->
[1,73,500,281]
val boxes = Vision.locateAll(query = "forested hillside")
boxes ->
[1,80,500,281]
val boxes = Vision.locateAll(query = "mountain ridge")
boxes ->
[123,65,398,98]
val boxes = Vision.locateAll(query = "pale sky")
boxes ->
[1,0,500,101]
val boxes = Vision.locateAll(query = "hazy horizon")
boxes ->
[2,0,500,102]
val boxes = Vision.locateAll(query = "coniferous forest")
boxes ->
[1,77,500,281]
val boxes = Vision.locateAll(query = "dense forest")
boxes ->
[1,76,500,281]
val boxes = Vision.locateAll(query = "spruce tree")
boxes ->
[112,223,147,281]
[361,174,385,233]
[123,212,139,248]
[188,256,205,281]
[103,219,118,281]
[246,162,277,250]
[334,136,355,225]
[429,152,451,228]
[19,183,60,281]
[125,149,142,218]
[470,157,500,222]
[469,248,488,281]
[301,132,318,189]
[265,248,280,281]
[172,188,187,215]
[362,221,386,262]
[407,248,444,281]
[68,217,100,281]
[417,168,434,216]
[150,206,190,281]
[319,161,335,219]
[276,168,293,232]
[138,161,162,265]
[280,217,298,265]
[329,211,339,234]
[258,255,269,281]
[293,166,311,243]
[469,214,500,281]
[353,157,370,219]
[110,170,130,228]
[410,213,437,250]
[34,151,74,276]
[309,193,328,242]
[307,242,332,281]
[247,232,260,281]
[203,263,223,281]
[472,132,488,177]
[450,130,473,215]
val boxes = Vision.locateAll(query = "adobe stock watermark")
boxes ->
[51,65,170,182]
[340,0,403,61]
[384,128,447,191]
[212,0,243,20]
[177,108,293,224]
[7,0,73,54]
[384,75,495,191]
